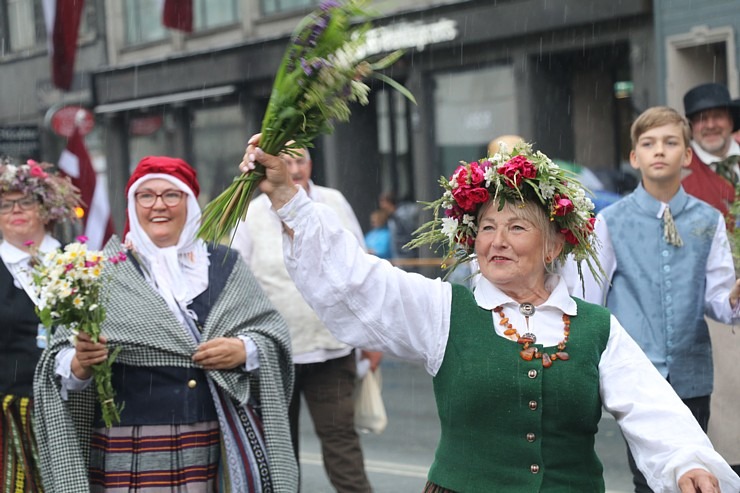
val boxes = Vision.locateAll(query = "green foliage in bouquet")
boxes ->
[729,188,740,274]
[198,0,415,244]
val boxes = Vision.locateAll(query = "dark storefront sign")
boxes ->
[0,125,41,160]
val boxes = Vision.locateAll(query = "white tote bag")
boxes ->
[354,368,388,434]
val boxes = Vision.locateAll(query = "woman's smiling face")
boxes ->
[474,201,558,296]
[134,178,187,248]
[0,191,46,247]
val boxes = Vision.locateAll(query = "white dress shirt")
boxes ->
[0,234,60,304]
[275,186,740,493]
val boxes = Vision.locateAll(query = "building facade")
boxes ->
[2,0,659,234]
[653,0,740,110]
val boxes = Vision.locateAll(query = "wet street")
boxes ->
[299,356,633,492]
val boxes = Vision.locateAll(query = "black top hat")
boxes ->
[683,83,740,131]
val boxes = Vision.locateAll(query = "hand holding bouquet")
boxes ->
[32,237,127,427]
[198,0,415,243]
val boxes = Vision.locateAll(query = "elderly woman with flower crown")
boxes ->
[238,134,740,493]
[33,156,298,492]
[0,158,81,492]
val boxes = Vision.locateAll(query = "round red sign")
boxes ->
[48,106,95,137]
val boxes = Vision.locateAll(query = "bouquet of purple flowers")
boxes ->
[198,0,414,243]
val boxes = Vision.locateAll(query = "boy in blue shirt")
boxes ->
[568,106,740,492]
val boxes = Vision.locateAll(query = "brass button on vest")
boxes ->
[187,379,197,389]
[527,369,538,379]
[528,400,538,410]
[530,464,540,474]
[526,432,536,442]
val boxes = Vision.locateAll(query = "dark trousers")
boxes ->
[627,395,710,493]
[289,353,371,493]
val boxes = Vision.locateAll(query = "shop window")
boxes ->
[191,105,247,205]
[125,0,167,45]
[433,65,517,178]
[260,0,318,16]
[194,0,239,30]
[376,87,413,201]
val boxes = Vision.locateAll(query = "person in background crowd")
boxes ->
[378,191,420,263]
[566,106,740,492]
[681,82,740,217]
[233,146,379,493]
[239,132,740,492]
[682,86,740,478]
[0,158,80,493]
[365,209,392,260]
[34,156,297,492]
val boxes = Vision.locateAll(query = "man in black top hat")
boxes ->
[682,84,740,481]
[681,82,740,216]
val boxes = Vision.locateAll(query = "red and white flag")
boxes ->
[161,0,193,33]
[58,127,115,250]
[42,0,85,91]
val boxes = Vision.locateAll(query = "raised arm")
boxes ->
[239,136,452,374]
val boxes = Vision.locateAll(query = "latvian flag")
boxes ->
[42,0,85,91]
[161,0,193,32]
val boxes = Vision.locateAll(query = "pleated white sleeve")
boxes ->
[277,187,451,376]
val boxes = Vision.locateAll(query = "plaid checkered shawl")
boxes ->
[33,238,297,492]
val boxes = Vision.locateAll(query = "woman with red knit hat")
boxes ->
[34,156,297,492]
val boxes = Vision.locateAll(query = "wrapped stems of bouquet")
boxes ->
[34,241,127,427]
[70,299,124,428]
[198,0,415,243]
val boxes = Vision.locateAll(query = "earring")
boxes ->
[545,255,552,263]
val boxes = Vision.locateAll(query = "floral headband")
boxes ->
[0,159,81,224]
[411,141,602,280]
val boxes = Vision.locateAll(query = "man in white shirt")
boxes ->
[233,147,377,492]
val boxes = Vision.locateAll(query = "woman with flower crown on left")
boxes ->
[0,158,81,493]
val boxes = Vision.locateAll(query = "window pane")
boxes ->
[195,0,238,30]
[125,0,167,45]
[434,65,518,177]
[261,0,316,16]
[8,0,36,50]
[191,105,247,205]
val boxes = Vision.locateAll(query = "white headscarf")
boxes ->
[125,173,209,325]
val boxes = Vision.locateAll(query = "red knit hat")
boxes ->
[123,156,200,237]
[125,156,200,198]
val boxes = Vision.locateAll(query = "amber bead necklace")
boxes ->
[493,303,570,368]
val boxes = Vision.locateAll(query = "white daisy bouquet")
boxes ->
[32,237,127,427]
[198,0,415,243]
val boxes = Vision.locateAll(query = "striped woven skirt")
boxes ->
[89,421,220,492]
[422,481,456,493]
[0,395,43,493]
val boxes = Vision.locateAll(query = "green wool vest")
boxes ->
[429,284,611,492]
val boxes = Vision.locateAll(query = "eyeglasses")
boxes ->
[134,190,186,208]
[0,196,38,214]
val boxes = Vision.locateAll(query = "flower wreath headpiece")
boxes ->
[0,158,81,224]
[410,141,603,281]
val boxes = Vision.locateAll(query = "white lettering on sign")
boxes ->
[355,19,459,59]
